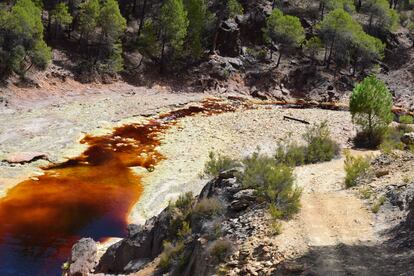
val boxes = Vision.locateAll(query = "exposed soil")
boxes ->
[272,153,414,275]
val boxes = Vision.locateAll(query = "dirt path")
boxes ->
[273,154,414,275]
[296,158,376,275]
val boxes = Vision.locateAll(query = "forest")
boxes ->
[0,0,413,82]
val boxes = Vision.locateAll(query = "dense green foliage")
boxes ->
[264,9,305,67]
[0,0,412,79]
[350,75,393,148]
[227,0,244,18]
[365,0,400,32]
[50,3,72,38]
[0,0,51,78]
[319,0,355,19]
[317,8,385,72]
[185,0,208,59]
[303,122,341,163]
[275,122,340,165]
[241,153,302,218]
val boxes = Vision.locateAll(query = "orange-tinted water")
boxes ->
[0,99,235,275]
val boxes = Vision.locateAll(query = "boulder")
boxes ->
[68,238,97,276]
[401,132,414,145]
[230,189,258,212]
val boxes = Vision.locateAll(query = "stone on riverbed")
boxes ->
[68,238,97,276]
[2,151,49,164]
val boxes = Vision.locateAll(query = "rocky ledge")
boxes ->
[65,168,276,275]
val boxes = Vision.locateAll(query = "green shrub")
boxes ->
[203,152,240,177]
[344,151,371,188]
[177,221,191,239]
[303,121,340,163]
[246,47,267,61]
[159,240,185,271]
[379,126,405,154]
[398,115,414,133]
[371,196,386,213]
[209,239,233,262]
[168,192,194,237]
[359,186,374,200]
[241,153,302,218]
[274,141,306,166]
[192,198,223,219]
[270,220,282,235]
[399,115,414,125]
[268,204,284,235]
[173,192,194,211]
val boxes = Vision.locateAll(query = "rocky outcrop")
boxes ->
[68,167,267,275]
[96,208,174,273]
[216,19,241,57]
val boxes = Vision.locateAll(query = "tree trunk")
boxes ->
[160,39,166,74]
[137,0,148,36]
[369,13,373,30]
[320,3,325,20]
[368,112,373,146]
[326,36,335,69]
[356,0,362,11]
[132,0,137,16]
[276,51,282,68]
[47,13,52,40]
[323,42,328,64]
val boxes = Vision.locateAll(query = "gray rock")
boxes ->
[401,132,414,145]
[233,189,257,201]
[68,238,97,276]
[219,168,243,180]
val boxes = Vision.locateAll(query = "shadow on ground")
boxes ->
[274,241,414,276]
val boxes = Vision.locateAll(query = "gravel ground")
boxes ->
[131,106,354,224]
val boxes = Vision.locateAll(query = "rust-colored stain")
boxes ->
[0,98,235,275]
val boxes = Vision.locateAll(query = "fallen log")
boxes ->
[283,115,310,125]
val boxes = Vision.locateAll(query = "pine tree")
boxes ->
[50,3,73,38]
[365,0,399,32]
[99,0,127,43]
[138,19,160,59]
[317,8,384,71]
[0,0,51,78]
[98,0,127,73]
[184,0,207,59]
[78,0,100,43]
[159,0,189,72]
[350,75,393,147]
[227,0,243,18]
[264,9,305,67]
[319,0,355,19]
